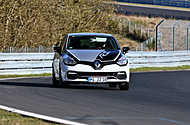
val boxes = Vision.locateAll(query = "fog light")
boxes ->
[117,72,127,79]
[67,71,78,79]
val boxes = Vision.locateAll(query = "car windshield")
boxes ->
[67,35,119,50]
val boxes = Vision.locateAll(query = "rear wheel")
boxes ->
[119,82,129,90]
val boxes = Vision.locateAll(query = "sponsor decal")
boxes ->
[99,51,110,59]
[97,50,120,62]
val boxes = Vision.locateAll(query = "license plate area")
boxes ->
[88,76,107,83]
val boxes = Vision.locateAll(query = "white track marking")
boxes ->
[0,105,87,125]
[64,116,188,125]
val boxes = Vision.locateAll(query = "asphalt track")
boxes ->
[0,71,190,125]
[114,3,190,20]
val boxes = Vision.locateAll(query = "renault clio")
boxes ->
[52,33,130,90]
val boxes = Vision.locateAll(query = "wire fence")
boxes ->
[118,17,154,39]
[117,17,155,51]
[156,20,190,51]
[1,46,53,53]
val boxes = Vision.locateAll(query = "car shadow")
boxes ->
[0,81,52,88]
[0,81,123,90]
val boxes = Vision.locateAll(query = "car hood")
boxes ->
[67,50,121,62]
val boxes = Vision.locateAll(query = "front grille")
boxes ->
[77,72,117,79]
[78,72,116,76]
[66,71,127,80]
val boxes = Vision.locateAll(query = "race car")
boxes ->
[52,33,130,90]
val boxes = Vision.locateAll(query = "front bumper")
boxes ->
[61,63,130,83]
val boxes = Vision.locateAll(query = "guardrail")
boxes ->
[0,53,53,75]
[0,51,190,75]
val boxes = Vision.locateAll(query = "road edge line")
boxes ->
[0,105,87,125]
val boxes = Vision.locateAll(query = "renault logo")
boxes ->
[94,60,101,69]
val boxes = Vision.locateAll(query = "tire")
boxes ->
[58,64,68,87]
[119,82,129,91]
[52,66,60,87]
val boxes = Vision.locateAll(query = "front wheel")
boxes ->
[58,64,69,88]
[119,82,129,91]
[52,66,60,87]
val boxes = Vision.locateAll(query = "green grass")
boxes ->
[0,109,60,125]
[1,66,190,79]
[0,73,51,79]
[131,65,190,72]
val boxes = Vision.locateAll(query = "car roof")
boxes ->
[68,33,113,37]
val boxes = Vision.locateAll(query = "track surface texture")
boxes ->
[0,71,190,125]
[115,4,190,20]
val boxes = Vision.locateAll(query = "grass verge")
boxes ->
[0,66,190,79]
[0,109,60,125]
[0,73,51,79]
[131,65,190,72]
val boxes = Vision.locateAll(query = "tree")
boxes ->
[0,0,118,51]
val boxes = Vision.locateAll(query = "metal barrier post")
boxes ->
[10,47,13,53]
[128,21,131,32]
[39,45,43,53]
[187,27,189,51]
[172,26,175,51]
[140,25,142,37]
[24,46,28,53]
[134,24,137,32]
[155,19,165,51]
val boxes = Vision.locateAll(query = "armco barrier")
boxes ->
[0,51,190,75]
[0,53,53,75]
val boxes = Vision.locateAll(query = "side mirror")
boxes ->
[53,46,61,53]
[122,47,130,54]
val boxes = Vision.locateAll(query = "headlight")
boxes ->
[117,55,128,66]
[63,54,77,65]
